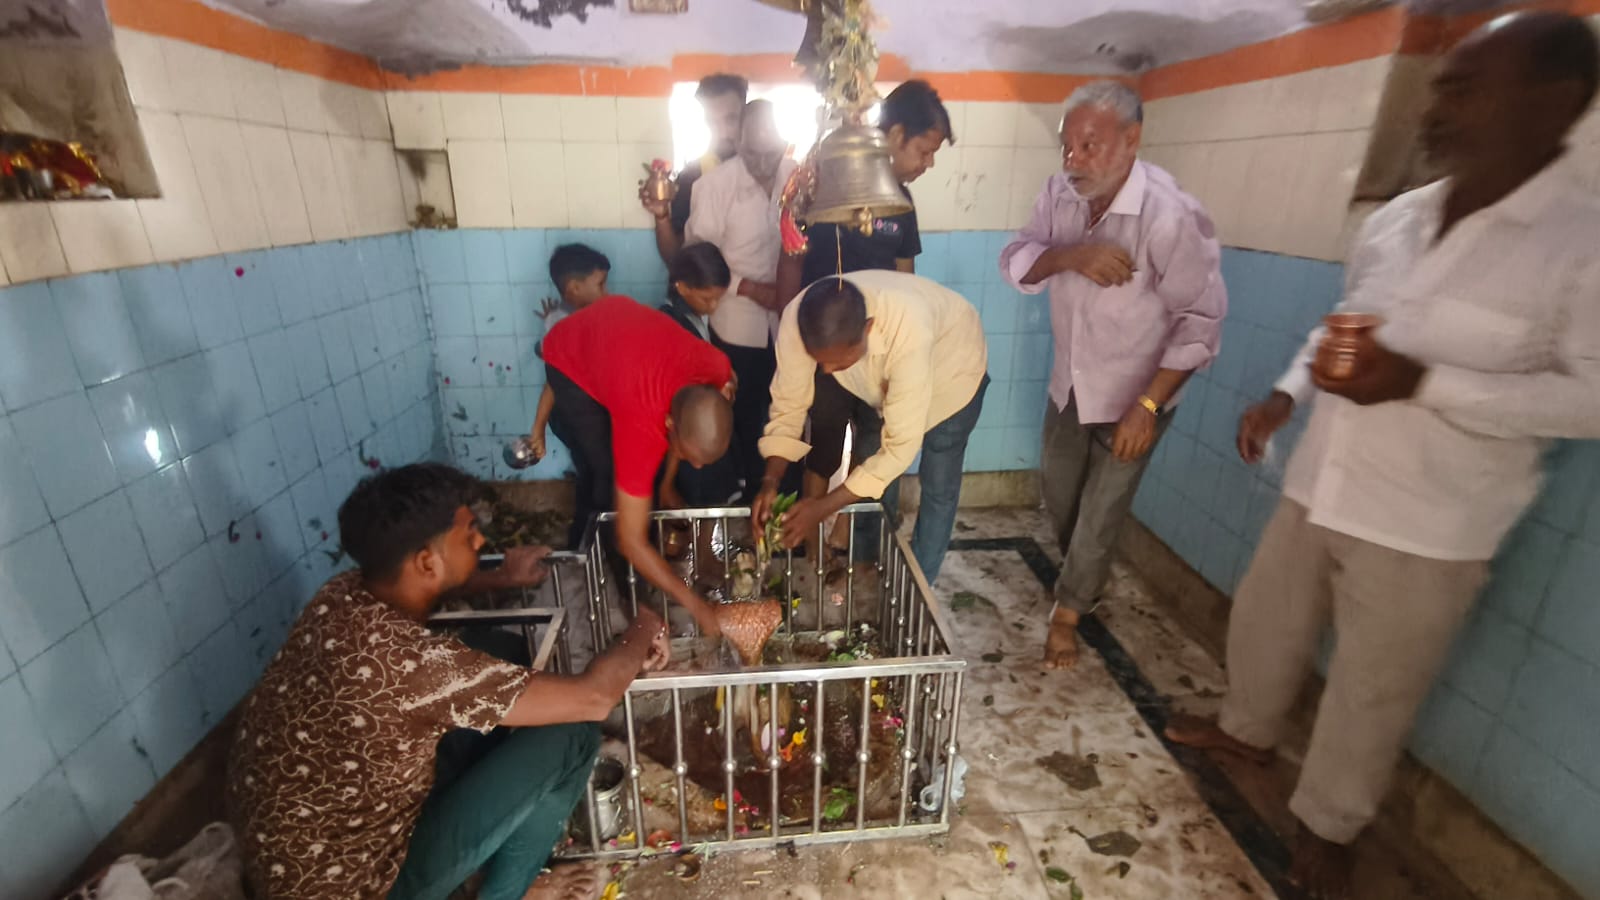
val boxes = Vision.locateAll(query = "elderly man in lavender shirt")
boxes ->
[999,81,1227,671]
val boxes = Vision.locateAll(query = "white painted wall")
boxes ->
[1139,56,1392,261]
[0,29,410,287]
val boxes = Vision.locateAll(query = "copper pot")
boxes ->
[1314,313,1383,381]
[641,165,677,204]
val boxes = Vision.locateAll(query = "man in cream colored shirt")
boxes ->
[753,270,988,583]
[686,99,798,498]
[1167,14,1600,899]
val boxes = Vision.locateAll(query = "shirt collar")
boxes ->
[1487,151,1578,225]
[1106,161,1147,218]
[1422,152,1578,230]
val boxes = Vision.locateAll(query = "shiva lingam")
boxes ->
[1314,313,1383,381]
[715,600,794,768]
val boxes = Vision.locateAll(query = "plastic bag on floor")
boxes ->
[65,822,245,900]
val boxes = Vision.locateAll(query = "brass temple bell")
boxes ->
[804,123,912,234]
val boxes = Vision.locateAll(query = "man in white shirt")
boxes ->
[1167,13,1600,899]
[686,99,797,498]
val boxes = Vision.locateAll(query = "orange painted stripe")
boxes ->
[105,0,1146,103]
[106,0,384,89]
[1142,6,1406,100]
[110,0,1600,104]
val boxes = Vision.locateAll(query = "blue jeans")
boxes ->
[854,375,988,584]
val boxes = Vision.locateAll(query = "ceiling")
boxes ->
[206,0,1506,76]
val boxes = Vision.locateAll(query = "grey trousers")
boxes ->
[1219,499,1487,844]
[1042,393,1171,613]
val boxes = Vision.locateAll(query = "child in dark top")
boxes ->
[658,243,742,507]
[531,243,610,462]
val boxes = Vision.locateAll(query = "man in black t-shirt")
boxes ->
[642,73,750,264]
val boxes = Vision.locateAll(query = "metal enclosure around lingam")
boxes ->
[436,503,968,860]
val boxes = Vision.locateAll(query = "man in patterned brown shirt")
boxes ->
[228,463,667,900]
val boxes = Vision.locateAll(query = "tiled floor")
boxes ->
[609,508,1275,898]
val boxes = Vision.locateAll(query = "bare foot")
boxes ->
[1041,607,1080,670]
[1289,824,1352,900]
[1163,713,1274,764]
[522,863,603,900]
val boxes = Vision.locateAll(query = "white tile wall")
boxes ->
[0,205,70,283]
[507,141,569,228]
[239,123,315,246]
[288,131,352,240]
[133,110,219,261]
[958,101,1021,147]
[502,94,564,142]
[160,40,234,119]
[558,95,618,144]
[1014,102,1061,148]
[615,96,674,145]
[49,202,155,273]
[182,115,272,253]
[0,29,409,283]
[387,90,446,150]
[441,92,505,141]
[276,70,330,134]
[228,56,288,128]
[1139,57,1390,260]
[563,143,624,229]
[447,140,514,228]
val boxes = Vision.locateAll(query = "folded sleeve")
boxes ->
[998,177,1060,296]
[758,303,817,463]
[1147,204,1226,372]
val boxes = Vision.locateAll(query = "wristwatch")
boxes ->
[1137,395,1164,416]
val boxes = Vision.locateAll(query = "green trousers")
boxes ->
[388,626,600,900]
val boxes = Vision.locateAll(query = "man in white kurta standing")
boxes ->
[999,81,1227,671]
[686,99,797,499]
[1167,13,1600,899]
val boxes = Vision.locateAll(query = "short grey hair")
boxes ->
[1061,80,1144,126]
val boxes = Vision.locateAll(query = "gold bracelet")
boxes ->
[1137,395,1161,415]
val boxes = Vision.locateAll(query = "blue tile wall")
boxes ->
[0,234,440,898]
[1133,246,1600,898]
[412,228,1048,482]
[7,226,1590,896]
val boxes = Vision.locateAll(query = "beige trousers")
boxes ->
[1218,499,1487,845]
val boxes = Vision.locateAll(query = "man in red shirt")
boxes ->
[541,295,735,635]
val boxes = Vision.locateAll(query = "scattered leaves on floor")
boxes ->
[1036,751,1101,791]
[1071,826,1142,858]
[981,650,1006,663]
[1109,860,1132,878]
[988,841,1009,866]
[1176,674,1196,690]
[1045,866,1085,899]
[1039,849,1051,864]
[1138,802,1159,827]
[950,591,996,612]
